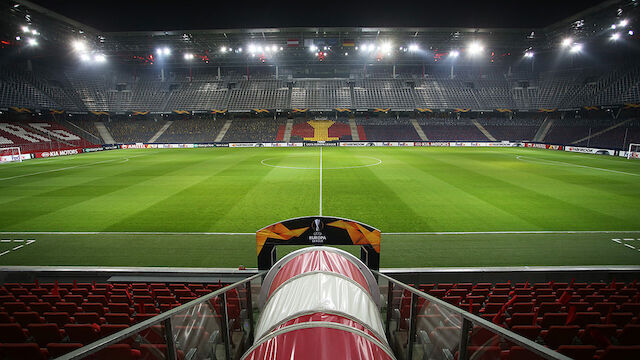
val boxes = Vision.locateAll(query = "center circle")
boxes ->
[261,154,382,170]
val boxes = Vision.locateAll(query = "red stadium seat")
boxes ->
[507,313,536,327]
[95,344,141,360]
[620,302,640,316]
[43,312,74,327]
[105,313,132,325]
[511,325,541,340]
[539,313,568,329]
[28,323,64,346]
[0,343,47,360]
[41,295,61,305]
[75,312,103,324]
[569,312,601,327]
[28,302,53,315]
[82,302,106,316]
[64,324,101,344]
[108,303,132,315]
[54,302,78,315]
[557,345,596,360]
[597,345,640,360]
[3,301,28,314]
[580,324,616,347]
[46,343,83,358]
[0,323,29,342]
[592,302,617,317]
[541,325,579,349]
[607,312,634,328]
[18,295,38,304]
[503,346,544,360]
[12,311,43,327]
[617,324,640,345]
[87,295,108,306]
[63,294,84,305]
[0,312,12,323]
[511,302,534,313]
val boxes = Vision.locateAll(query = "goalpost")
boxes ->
[628,143,640,160]
[0,147,23,163]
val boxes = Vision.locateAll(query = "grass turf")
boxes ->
[0,146,639,267]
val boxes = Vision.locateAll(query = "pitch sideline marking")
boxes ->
[0,239,36,257]
[515,155,640,177]
[0,154,148,181]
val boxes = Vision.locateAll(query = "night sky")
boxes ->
[30,0,608,32]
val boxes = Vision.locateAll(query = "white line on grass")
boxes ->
[319,147,323,216]
[0,239,10,242]
[0,154,148,181]
[515,155,640,177]
[0,251,9,257]
[623,238,635,241]
[12,245,23,251]
[625,244,636,250]
[612,239,622,244]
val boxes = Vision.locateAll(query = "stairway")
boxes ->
[215,119,233,142]
[95,122,116,144]
[148,121,173,143]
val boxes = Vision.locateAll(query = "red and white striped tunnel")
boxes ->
[243,247,394,360]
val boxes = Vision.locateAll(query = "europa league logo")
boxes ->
[312,218,324,232]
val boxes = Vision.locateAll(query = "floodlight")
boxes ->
[248,44,256,52]
[467,42,483,55]
[184,53,194,60]
[450,50,460,58]
[80,53,90,62]
[408,44,419,52]
[309,45,317,52]
[72,40,86,51]
[611,24,617,29]
[279,47,283,50]
[323,52,328,56]
[570,43,583,53]
[257,46,263,52]
[15,36,20,41]
[220,46,227,52]
[21,26,29,32]
[163,47,171,55]
[94,54,106,62]
[238,47,243,52]
[31,29,39,35]
[610,32,621,41]
[619,19,628,27]
[27,38,37,46]
[524,51,534,58]
[561,38,572,47]
[629,30,634,36]
[344,52,348,56]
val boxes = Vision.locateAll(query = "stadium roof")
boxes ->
[2,0,638,66]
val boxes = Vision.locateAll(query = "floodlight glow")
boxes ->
[467,42,483,55]
[610,32,621,41]
[257,46,263,52]
[238,47,243,52]
[220,46,227,52]
[72,40,86,51]
[323,52,328,56]
[80,53,90,62]
[94,54,106,62]
[309,45,317,52]
[248,44,256,53]
[21,26,29,32]
[524,51,534,58]
[344,52,348,56]
[27,38,37,46]
[163,47,171,55]
[570,43,583,53]
[619,19,628,27]
[611,24,617,29]
[629,30,634,36]
[184,53,194,60]
[272,45,277,52]
[450,50,460,58]
[279,47,283,50]
[31,29,39,35]
[15,36,20,41]
[561,38,572,47]
[369,44,375,51]
[408,44,419,52]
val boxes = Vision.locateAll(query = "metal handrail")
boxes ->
[375,270,572,360]
[56,272,264,360]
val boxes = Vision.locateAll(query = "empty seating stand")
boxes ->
[0,281,237,359]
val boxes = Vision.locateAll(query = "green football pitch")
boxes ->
[0,146,639,268]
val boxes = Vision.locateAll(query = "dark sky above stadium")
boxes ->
[31,0,607,31]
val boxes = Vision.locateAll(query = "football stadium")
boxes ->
[0,0,639,359]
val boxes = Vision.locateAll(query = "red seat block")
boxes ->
[28,323,64,347]
[43,312,74,327]
[46,343,83,358]
[511,325,541,340]
[503,346,544,360]
[105,313,132,325]
[95,344,141,360]
[0,343,47,360]
[64,323,101,344]
[0,323,28,342]
[618,324,640,345]
[598,345,640,360]
[75,312,103,324]
[28,302,53,315]
[541,325,579,349]
[557,345,596,360]
[13,311,43,327]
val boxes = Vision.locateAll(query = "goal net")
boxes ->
[628,144,640,160]
[0,147,23,163]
